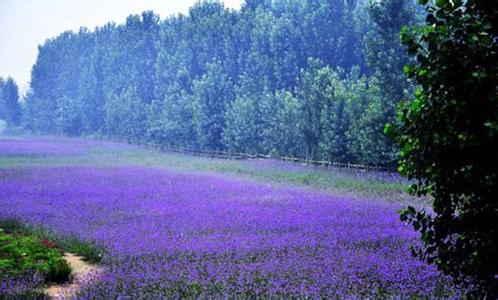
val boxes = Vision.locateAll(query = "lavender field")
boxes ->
[0,137,458,297]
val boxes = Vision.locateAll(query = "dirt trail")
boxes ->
[45,253,102,299]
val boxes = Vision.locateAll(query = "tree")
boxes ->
[148,84,195,148]
[348,73,399,165]
[388,0,498,296]
[364,0,416,166]
[0,77,22,126]
[0,77,5,121]
[21,1,420,163]
[318,70,349,162]
[270,15,305,90]
[297,59,353,161]
[296,59,328,160]
[261,90,303,157]
[344,70,375,164]
[104,87,147,143]
[22,91,51,133]
[55,96,82,136]
[192,61,235,150]
[222,76,264,154]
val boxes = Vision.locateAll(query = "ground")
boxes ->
[44,253,102,298]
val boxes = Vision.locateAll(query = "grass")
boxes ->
[0,139,412,200]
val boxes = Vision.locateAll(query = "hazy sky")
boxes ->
[0,0,244,94]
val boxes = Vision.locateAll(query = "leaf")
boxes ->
[400,209,409,221]
[426,14,437,25]
[417,68,428,78]
[383,123,392,135]
[436,0,448,7]
[413,221,421,231]
[403,65,413,74]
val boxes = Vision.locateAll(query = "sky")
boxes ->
[0,0,244,95]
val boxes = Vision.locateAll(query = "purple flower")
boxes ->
[0,139,459,298]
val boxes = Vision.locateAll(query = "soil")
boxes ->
[44,253,102,299]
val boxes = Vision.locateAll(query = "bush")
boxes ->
[0,218,103,263]
[0,228,72,283]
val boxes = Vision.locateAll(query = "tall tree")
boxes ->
[261,90,303,157]
[148,83,195,147]
[104,87,147,143]
[297,59,342,160]
[0,77,6,122]
[361,0,416,166]
[223,76,265,154]
[318,70,350,162]
[389,0,498,296]
[0,77,22,126]
[192,61,235,150]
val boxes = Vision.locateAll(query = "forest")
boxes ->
[13,0,419,166]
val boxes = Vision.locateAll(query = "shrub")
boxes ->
[0,228,72,283]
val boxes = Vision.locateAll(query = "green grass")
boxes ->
[109,149,412,201]
[0,136,417,203]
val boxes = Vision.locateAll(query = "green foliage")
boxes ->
[0,77,22,127]
[260,90,303,157]
[21,0,418,167]
[223,78,264,154]
[148,84,195,148]
[105,87,147,143]
[390,0,498,296]
[296,59,331,160]
[56,96,83,136]
[0,228,71,283]
[348,74,399,166]
[363,0,416,165]
[318,70,350,162]
[0,218,103,264]
[192,61,235,150]
[296,61,355,162]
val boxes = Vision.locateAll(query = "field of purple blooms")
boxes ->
[0,137,459,297]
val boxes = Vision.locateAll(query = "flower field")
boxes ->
[0,137,458,297]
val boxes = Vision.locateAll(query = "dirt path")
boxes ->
[45,253,102,299]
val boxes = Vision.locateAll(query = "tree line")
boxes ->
[20,0,418,166]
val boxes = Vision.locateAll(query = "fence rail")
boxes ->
[141,142,394,172]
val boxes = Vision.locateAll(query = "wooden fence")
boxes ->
[141,142,394,172]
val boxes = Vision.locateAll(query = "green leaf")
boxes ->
[410,98,422,113]
[414,87,423,99]
[417,68,428,78]
[407,184,417,195]
[403,65,413,74]
[383,123,392,135]
[400,26,411,44]
[436,0,448,7]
